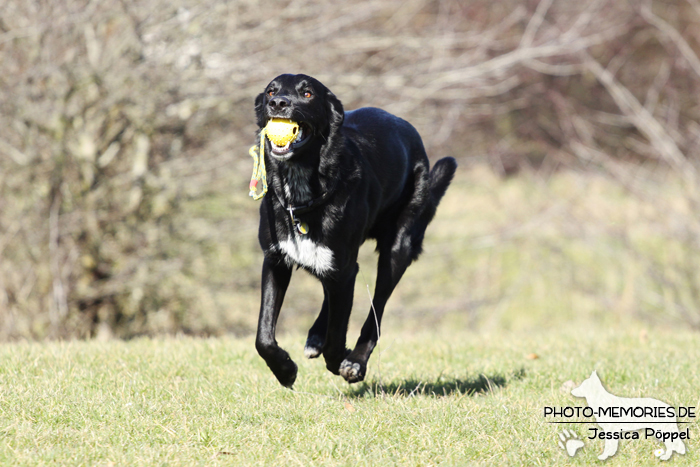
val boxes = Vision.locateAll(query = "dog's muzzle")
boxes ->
[267,121,312,159]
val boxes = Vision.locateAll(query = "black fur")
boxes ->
[253,74,457,387]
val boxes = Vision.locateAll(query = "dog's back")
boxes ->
[343,107,456,257]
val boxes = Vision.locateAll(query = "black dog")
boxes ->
[253,74,457,387]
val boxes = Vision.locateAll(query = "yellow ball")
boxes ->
[265,119,299,146]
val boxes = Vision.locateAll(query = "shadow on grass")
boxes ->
[345,368,526,398]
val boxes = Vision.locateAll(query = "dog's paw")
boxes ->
[304,335,324,359]
[323,348,352,375]
[339,358,366,384]
[271,358,298,388]
[558,429,584,457]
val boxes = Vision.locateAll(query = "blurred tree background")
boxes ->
[1,0,700,340]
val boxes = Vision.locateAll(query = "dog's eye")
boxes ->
[267,90,275,97]
[303,91,313,98]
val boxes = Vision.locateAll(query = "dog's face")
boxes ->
[571,370,601,397]
[255,74,344,161]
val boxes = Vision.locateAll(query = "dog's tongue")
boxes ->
[271,140,292,154]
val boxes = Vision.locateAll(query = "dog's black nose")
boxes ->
[268,96,291,110]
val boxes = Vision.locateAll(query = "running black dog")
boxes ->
[253,74,457,387]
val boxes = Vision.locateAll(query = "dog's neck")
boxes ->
[581,381,615,411]
[279,163,313,205]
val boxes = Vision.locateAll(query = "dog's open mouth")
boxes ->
[268,122,312,158]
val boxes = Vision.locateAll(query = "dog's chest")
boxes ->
[279,236,334,275]
[274,164,335,274]
[280,164,312,204]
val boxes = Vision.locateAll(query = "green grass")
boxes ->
[3,166,700,465]
[1,324,698,466]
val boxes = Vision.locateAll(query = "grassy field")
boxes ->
[1,324,697,466]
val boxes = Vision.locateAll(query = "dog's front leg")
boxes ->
[255,257,297,387]
[598,437,619,460]
[321,263,358,375]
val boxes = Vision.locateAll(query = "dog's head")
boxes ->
[570,370,602,398]
[255,74,344,162]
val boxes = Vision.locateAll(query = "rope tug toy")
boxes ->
[248,119,300,200]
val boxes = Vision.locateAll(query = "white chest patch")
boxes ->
[279,237,334,275]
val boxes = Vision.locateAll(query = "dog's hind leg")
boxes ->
[340,162,432,383]
[304,293,328,358]
[321,263,358,375]
[662,434,686,460]
[339,157,456,384]
[339,235,414,383]
[255,258,297,387]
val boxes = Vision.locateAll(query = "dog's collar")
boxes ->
[272,177,339,234]
[285,185,335,214]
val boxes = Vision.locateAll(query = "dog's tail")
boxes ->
[408,157,457,261]
[428,157,458,207]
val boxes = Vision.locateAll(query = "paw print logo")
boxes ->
[558,429,584,457]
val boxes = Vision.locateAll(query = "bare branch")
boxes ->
[582,53,697,189]
[519,0,554,49]
[640,3,700,77]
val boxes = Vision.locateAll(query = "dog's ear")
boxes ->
[326,90,344,132]
[254,92,266,128]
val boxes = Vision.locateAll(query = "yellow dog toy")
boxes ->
[249,119,300,200]
[266,118,300,146]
